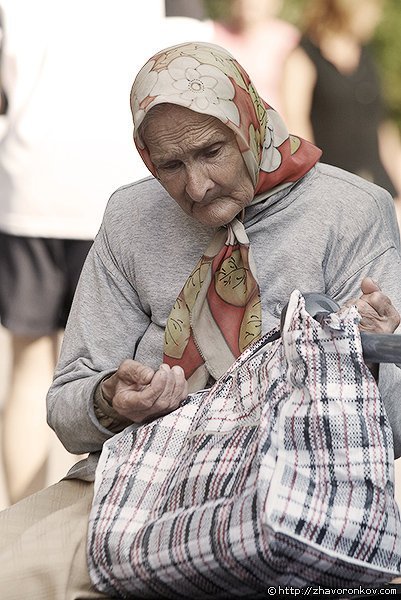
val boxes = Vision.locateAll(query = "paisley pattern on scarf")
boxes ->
[130,42,321,391]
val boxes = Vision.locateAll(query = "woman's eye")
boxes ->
[161,161,181,172]
[205,146,221,158]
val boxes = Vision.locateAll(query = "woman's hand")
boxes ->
[350,277,400,334]
[101,360,188,423]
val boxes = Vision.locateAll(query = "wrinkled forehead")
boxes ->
[137,103,235,150]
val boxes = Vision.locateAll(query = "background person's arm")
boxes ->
[281,46,316,142]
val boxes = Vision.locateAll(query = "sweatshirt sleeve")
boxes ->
[336,246,401,459]
[46,220,151,455]
[326,187,401,459]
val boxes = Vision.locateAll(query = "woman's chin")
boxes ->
[191,202,241,228]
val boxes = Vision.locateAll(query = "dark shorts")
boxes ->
[0,232,92,336]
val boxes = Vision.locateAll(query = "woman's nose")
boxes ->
[185,164,214,202]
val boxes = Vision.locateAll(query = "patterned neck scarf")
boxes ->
[131,41,322,392]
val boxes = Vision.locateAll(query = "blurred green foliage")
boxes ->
[203,0,231,20]
[373,0,401,129]
[203,0,401,131]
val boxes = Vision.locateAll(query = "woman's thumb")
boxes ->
[360,276,381,295]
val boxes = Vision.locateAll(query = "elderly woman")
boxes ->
[1,41,401,598]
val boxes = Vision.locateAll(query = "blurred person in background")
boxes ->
[211,0,300,113]
[0,0,211,506]
[165,0,300,114]
[282,0,401,211]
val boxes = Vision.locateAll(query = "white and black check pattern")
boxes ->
[88,291,401,598]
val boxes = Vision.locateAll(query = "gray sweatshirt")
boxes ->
[47,163,401,480]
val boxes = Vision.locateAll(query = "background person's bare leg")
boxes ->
[0,325,11,510]
[2,333,58,504]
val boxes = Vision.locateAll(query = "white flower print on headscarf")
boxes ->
[260,109,289,173]
[144,56,240,127]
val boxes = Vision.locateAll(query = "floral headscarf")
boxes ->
[131,41,321,196]
[130,42,322,393]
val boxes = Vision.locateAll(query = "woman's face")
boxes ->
[230,0,281,28]
[337,0,384,41]
[141,104,255,227]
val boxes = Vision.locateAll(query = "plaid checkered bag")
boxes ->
[88,290,401,598]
